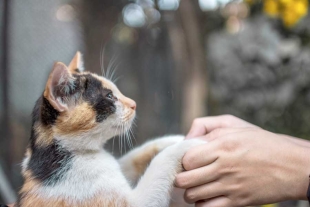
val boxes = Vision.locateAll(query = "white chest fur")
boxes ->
[31,150,131,201]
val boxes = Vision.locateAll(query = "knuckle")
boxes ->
[193,118,203,125]
[222,114,237,126]
[211,128,223,138]
[184,189,196,204]
[235,198,250,207]
[219,138,239,153]
[175,174,188,188]
[182,150,196,170]
[233,192,251,206]
[222,114,235,119]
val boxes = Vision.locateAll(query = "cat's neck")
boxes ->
[31,125,107,153]
[55,131,107,152]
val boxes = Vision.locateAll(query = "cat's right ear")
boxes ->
[43,62,75,112]
[68,51,84,73]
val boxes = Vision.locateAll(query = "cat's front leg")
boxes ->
[130,139,206,207]
[119,135,183,185]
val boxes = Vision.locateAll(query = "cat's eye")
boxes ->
[106,93,114,100]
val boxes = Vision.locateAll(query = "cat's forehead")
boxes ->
[88,73,121,95]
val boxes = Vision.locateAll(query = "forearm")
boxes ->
[288,143,310,200]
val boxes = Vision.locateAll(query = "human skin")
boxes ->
[175,115,310,207]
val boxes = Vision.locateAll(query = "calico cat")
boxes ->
[16,52,204,207]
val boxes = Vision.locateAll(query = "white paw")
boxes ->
[159,139,206,169]
[151,135,184,152]
[178,139,206,152]
[171,139,206,173]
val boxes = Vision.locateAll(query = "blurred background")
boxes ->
[1,0,310,206]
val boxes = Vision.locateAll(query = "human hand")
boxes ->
[186,115,257,139]
[176,115,310,207]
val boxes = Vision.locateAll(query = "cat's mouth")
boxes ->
[110,111,135,130]
[111,120,133,129]
[122,112,135,122]
[111,125,121,129]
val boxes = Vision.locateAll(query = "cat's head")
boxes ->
[34,52,136,150]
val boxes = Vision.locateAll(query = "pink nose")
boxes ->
[124,97,137,110]
[129,100,137,110]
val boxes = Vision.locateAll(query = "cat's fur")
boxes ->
[16,52,204,207]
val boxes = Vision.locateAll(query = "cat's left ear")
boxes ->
[68,51,84,73]
[44,62,76,112]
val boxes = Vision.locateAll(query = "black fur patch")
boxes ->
[78,74,116,122]
[27,140,72,186]
[93,95,116,122]
[30,97,60,149]
[40,97,60,126]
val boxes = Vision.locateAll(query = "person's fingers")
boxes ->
[195,196,232,207]
[175,164,219,189]
[186,116,229,139]
[184,182,228,204]
[182,141,219,171]
[186,115,255,139]
[184,128,247,170]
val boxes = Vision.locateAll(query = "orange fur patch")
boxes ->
[133,145,160,176]
[34,123,53,147]
[55,102,97,135]
[25,148,32,158]
[20,170,41,195]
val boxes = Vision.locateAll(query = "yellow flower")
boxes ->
[244,0,255,4]
[264,0,279,17]
[282,10,299,27]
[279,0,291,5]
[294,0,308,17]
[262,204,278,207]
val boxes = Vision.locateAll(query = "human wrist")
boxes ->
[288,145,310,200]
[280,134,310,148]
[278,134,310,200]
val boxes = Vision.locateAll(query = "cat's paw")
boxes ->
[160,139,206,173]
[153,135,184,152]
[174,139,206,158]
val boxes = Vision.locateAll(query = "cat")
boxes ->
[16,52,205,207]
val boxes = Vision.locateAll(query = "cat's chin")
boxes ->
[110,121,133,129]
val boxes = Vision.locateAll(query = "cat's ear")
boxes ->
[68,51,84,73]
[44,62,76,112]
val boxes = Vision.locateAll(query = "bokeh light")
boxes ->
[123,3,146,28]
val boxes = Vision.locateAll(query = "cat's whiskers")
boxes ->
[117,121,123,155]
[100,41,106,77]
[111,119,121,154]
[120,123,123,155]
[128,127,135,148]
[124,123,131,150]
[122,123,126,155]
[109,60,123,82]
[106,53,119,80]
[112,75,123,83]
[127,130,133,149]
